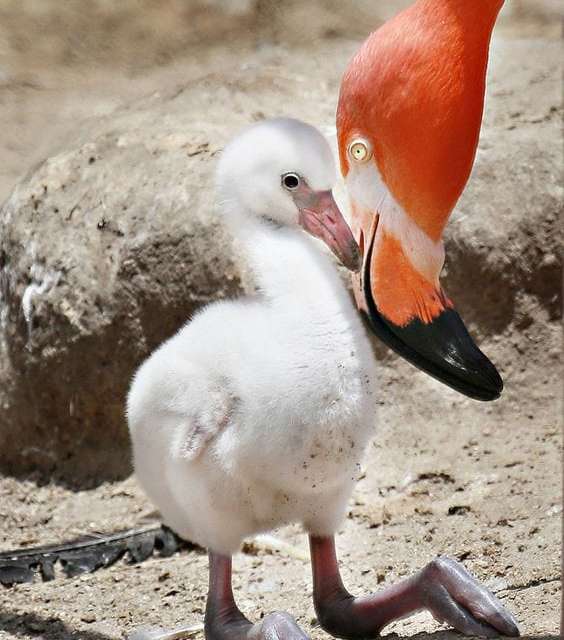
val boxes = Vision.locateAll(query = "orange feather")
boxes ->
[371,230,453,326]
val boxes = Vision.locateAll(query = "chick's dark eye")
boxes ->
[282,173,300,191]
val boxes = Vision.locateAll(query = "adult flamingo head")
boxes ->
[337,0,505,400]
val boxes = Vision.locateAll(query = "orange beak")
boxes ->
[338,0,505,400]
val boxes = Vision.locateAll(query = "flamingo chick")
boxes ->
[127,119,518,640]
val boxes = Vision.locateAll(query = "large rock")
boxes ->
[444,39,562,336]
[0,52,343,483]
[0,1,558,73]
[0,39,560,483]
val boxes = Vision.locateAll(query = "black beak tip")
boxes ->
[364,304,505,402]
[466,355,504,401]
[480,357,504,400]
[360,237,504,401]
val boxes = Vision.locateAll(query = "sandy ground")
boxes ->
[0,3,561,640]
[0,346,561,639]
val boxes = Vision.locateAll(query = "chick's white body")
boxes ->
[127,119,377,554]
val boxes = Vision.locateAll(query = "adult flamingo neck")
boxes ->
[413,0,505,58]
[419,0,504,25]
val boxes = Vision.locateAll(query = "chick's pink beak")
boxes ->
[298,190,361,272]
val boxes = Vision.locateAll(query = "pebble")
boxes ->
[81,612,97,623]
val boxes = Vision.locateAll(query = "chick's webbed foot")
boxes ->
[205,553,309,640]
[248,612,309,640]
[418,555,519,637]
[206,611,308,640]
[309,535,519,639]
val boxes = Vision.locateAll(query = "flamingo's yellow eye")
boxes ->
[348,138,372,163]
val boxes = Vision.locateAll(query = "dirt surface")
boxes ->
[0,350,561,639]
[0,2,561,639]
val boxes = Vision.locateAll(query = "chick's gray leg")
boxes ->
[205,552,309,640]
[309,535,520,639]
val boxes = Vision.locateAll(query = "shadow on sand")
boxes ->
[0,610,117,639]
